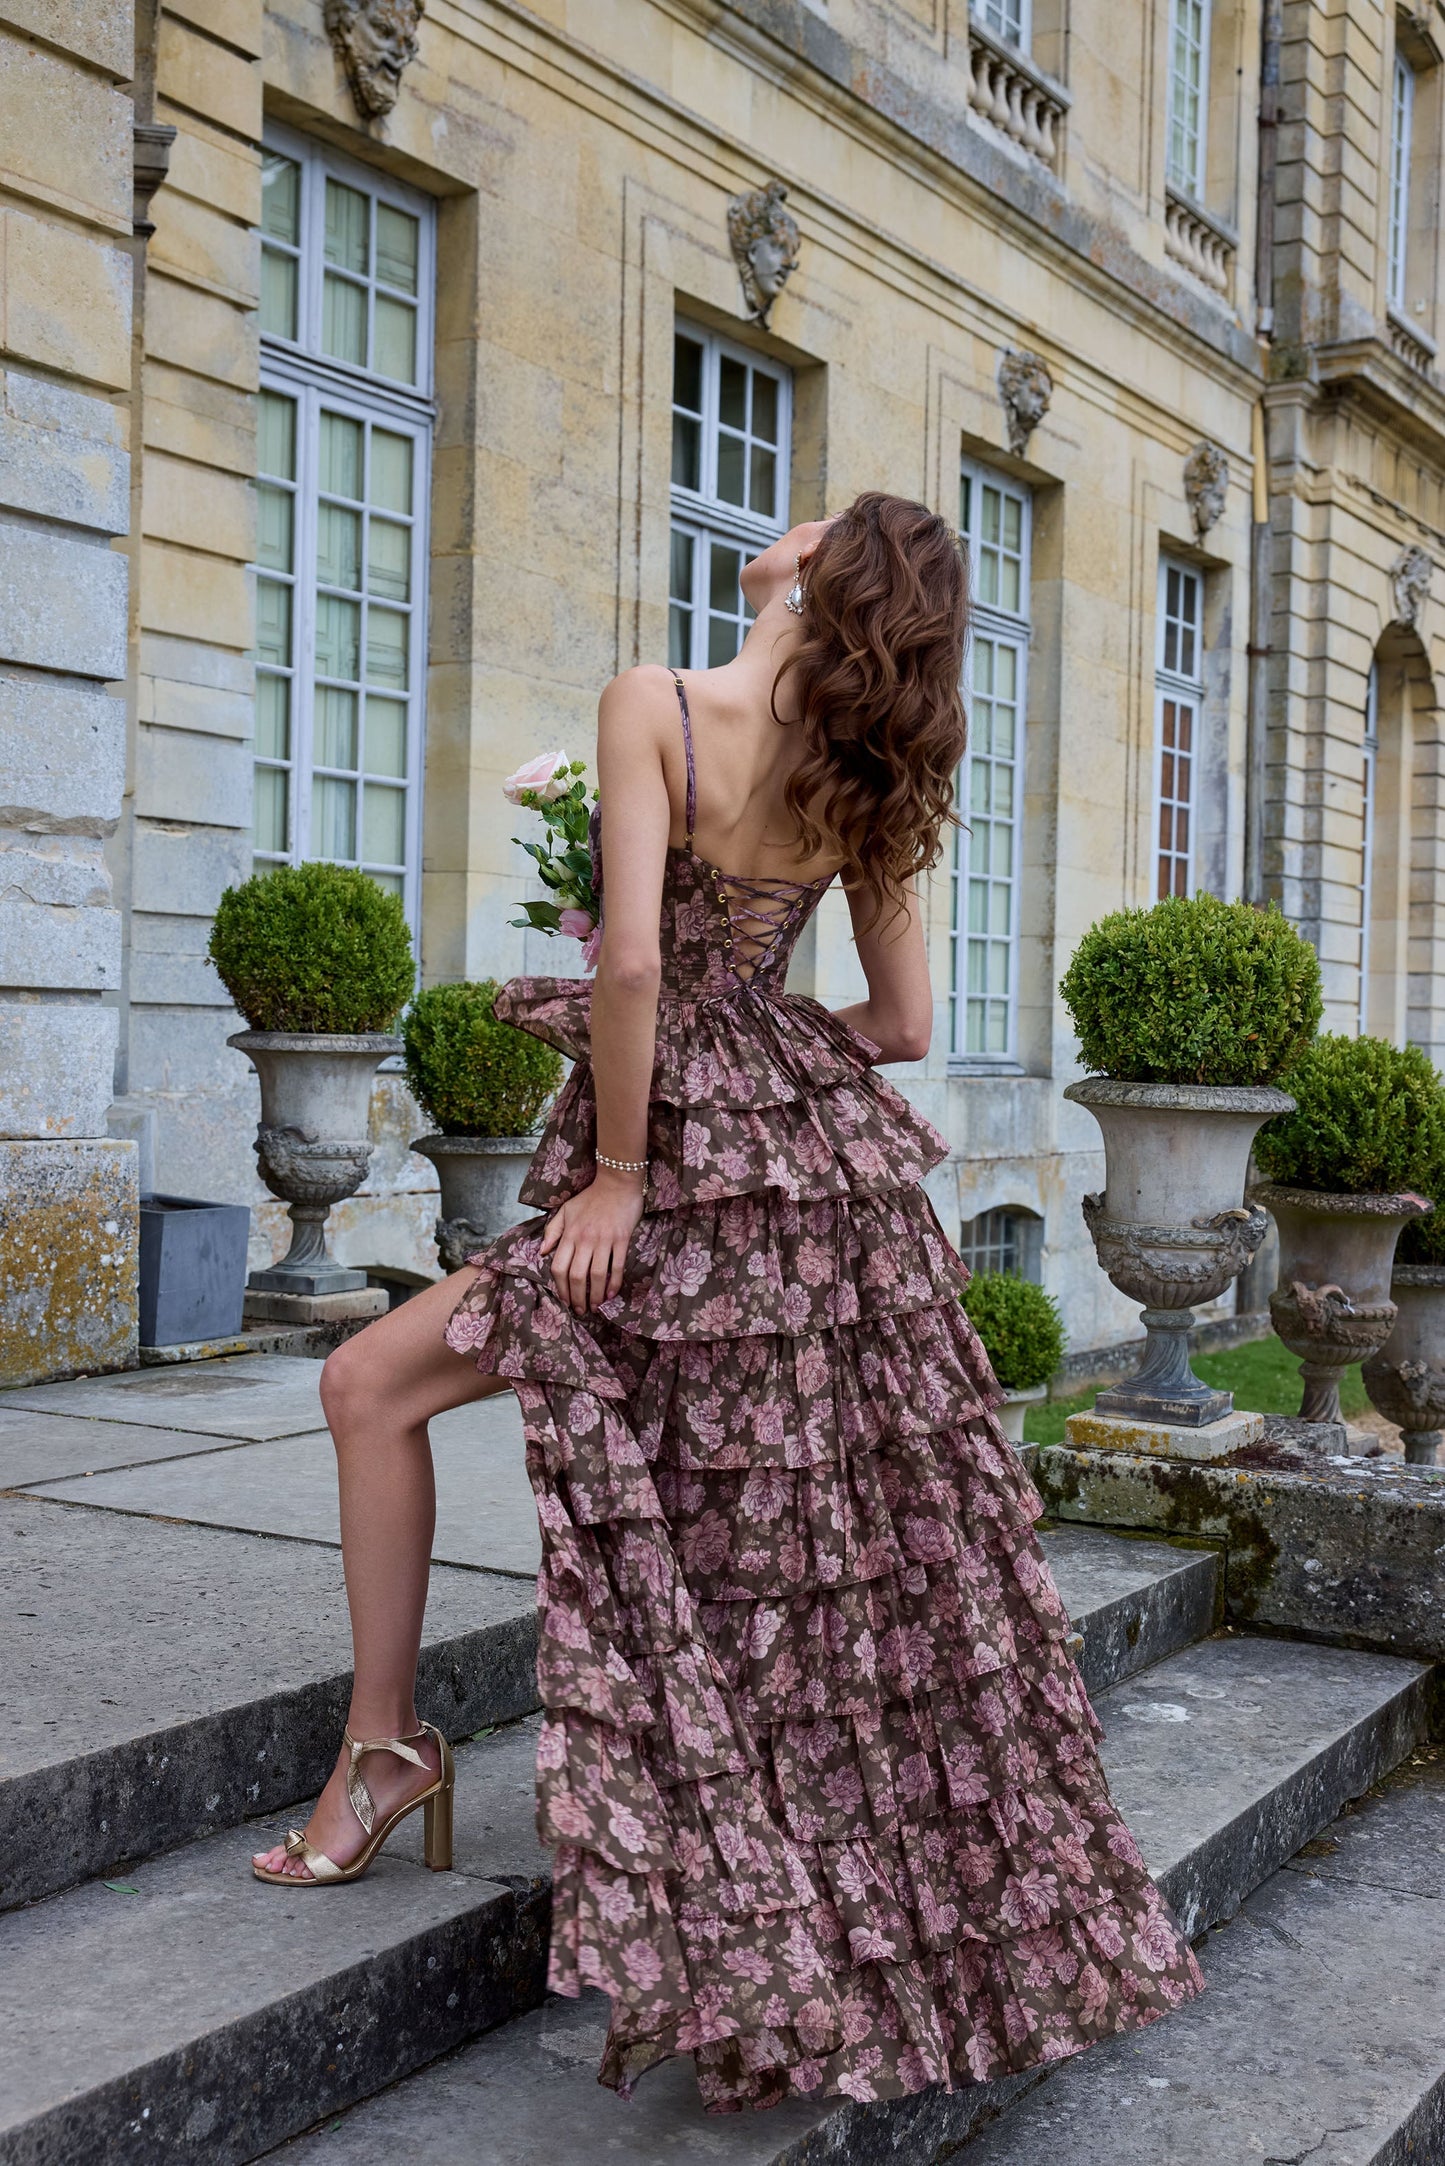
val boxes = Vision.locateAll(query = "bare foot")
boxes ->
[252,1730,442,1880]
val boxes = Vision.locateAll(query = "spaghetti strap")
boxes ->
[669,670,696,851]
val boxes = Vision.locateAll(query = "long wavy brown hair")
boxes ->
[773,491,969,932]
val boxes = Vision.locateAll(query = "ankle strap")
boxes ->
[343,1724,432,1834]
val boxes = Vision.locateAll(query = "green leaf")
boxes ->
[103,1880,141,1895]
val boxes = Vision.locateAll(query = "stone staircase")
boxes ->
[3,1506,1438,2166]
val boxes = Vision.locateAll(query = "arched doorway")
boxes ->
[1357,624,1438,1048]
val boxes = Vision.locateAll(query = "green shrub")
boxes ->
[403,980,562,1137]
[209,862,414,1032]
[1059,894,1322,1086]
[961,1269,1066,1393]
[1254,1033,1445,1196]
[1398,1131,1445,1265]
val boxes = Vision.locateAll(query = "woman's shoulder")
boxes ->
[598,662,680,717]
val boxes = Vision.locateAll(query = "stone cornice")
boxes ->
[1308,335,1445,464]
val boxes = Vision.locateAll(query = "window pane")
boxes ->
[709,542,743,612]
[258,390,296,480]
[749,443,776,519]
[317,501,362,592]
[370,430,413,514]
[315,685,358,770]
[320,412,364,499]
[322,272,367,366]
[256,484,293,572]
[324,178,370,273]
[998,553,1021,615]
[313,774,356,858]
[375,204,419,294]
[256,673,290,760]
[672,412,700,491]
[256,576,292,666]
[716,430,745,506]
[365,605,409,687]
[670,527,694,603]
[374,294,417,383]
[752,371,779,444]
[673,333,703,412]
[367,517,410,600]
[315,593,360,679]
[261,152,300,243]
[718,356,747,429]
[260,248,298,341]
[254,763,289,855]
[365,696,408,777]
[369,868,403,896]
[363,783,406,865]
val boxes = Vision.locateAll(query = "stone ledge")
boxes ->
[1034,1443,1445,1664]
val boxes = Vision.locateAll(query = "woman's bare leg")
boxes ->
[254,1267,509,1877]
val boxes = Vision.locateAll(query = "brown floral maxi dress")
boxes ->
[444,674,1203,2112]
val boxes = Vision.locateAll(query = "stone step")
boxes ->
[256,1635,1432,2166]
[3,1632,1427,2166]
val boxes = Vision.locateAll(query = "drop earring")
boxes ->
[784,556,806,617]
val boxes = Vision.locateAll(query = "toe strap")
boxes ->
[283,1827,344,1882]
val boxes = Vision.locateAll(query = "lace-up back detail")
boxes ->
[667,671,833,991]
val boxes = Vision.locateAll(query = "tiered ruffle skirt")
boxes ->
[445,979,1203,2111]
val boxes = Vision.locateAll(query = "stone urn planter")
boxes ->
[1362,1267,1445,1468]
[1249,1184,1432,1426]
[1065,1079,1293,1425]
[996,1384,1048,1446]
[410,1134,539,1272]
[230,1031,401,1301]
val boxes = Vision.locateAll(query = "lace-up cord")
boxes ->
[709,868,817,982]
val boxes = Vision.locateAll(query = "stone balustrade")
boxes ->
[1387,307,1438,378]
[966,23,1068,172]
[1164,188,1236,299]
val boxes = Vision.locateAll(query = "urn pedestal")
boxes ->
[1361,1264,1445,1468]
[411,1135,538,1272]
[230,1031,400,1317]
[1066,1079,1293,1427]
[1249,1185,1432,1427]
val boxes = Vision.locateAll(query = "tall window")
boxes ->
[254,129,434,916]
[1155,556,1204,900]
[978,0,1029,46]
[1358,664,1379,1032]
[1388,51,1414,315]
[960,1205,1042,1282]
[951,462,1031,1064]
[1165,0,1210,198]
[669,323,791,669]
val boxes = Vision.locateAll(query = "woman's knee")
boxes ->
[319,1331,378,1433]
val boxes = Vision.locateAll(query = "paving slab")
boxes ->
[270,1667,1440,2166]
[20,1396,539,1576]
[0,1734,553,2166]
[0,1407,260,1484]
[3,1494,538,1908]
[0,1354,341,1440]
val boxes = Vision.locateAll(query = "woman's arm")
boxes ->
[832,879,935,1064]
[539,670,673,1314]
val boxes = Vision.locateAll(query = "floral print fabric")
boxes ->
[445,840,1203,2112]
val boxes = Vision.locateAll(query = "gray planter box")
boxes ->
[139,1194,251,1347]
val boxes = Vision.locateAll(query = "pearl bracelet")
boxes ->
[596,1151,647,1176]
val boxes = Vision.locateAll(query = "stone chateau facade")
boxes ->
[3,0,1444,1386]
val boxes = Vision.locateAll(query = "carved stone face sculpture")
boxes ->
[727,181,802,329]
[1184,440,1229,538]
[1390,542,1433,630]
[997,349,1053,456]
[324,0,425,120]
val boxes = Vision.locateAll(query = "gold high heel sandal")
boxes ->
[252,1721,455,1885]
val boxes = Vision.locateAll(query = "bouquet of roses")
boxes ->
[504,752,601,969]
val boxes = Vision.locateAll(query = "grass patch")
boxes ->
[1022,1331,1367,1446]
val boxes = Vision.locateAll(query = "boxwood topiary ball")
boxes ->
[1059,893,1321,1087]
[960,1269,1066,1394]
[208,862,414,1034]
[1254,1033,1445,1199]
[402,980,562,1138]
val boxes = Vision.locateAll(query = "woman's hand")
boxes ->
[539,1168,645,1313]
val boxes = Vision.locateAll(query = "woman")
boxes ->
[253,493,1203,2110]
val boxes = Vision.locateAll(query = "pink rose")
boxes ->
[580,921,603,971]
[558,906,595,942]
[503,750,572,803]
